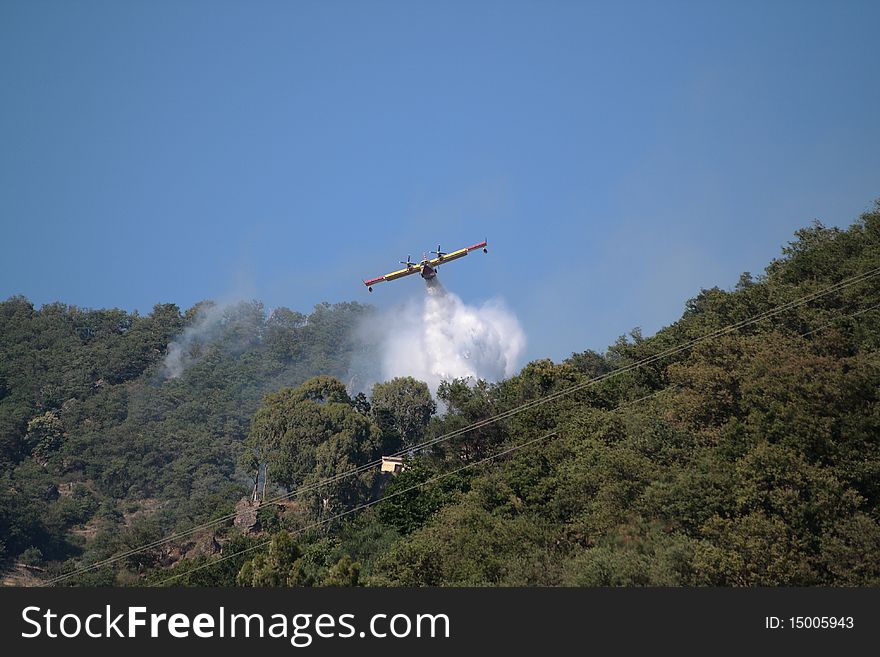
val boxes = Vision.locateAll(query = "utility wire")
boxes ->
[160,292,880,587]
[156,386,675,586]
[156,430,556,586]
[797,301,880,338]
[45,266,880,586]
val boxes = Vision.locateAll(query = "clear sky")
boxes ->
[2,0,878,363]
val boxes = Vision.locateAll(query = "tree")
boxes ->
[378,461,469,535]
[25,411,64,462]
[242,377,381,518]
[435,379,504,461]
[236,530,304,587]
[370,377,435,451]
[322,555,360,586]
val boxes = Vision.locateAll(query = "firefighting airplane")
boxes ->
[363,240,488,292]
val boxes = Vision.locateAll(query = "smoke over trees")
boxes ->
[3,204,880,587]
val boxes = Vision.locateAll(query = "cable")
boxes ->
[157,292,880,586]
[45,265,880,585]
[157,386,675,586]
[47,266,880,585]
[156,431,554,586]
[797,301,880,338]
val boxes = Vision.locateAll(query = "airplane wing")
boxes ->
[426,240,488,268]
[426,249,467,268]
[363,265,420,288]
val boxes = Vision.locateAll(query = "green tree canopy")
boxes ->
[370,376,435,451]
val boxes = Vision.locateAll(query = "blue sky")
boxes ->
[2,0,878,363]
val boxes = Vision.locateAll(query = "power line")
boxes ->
[157,386,675,586]
[45,266,880,585]
[797,301,880,338]
[46,267,880,585]
[158,294,880,587]
[156,430,555,586]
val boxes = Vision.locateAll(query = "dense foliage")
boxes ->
[0,299,370,580]
[2,202,879,586]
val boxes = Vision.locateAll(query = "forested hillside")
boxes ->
[0,299,370,580]
[3,203,879,587]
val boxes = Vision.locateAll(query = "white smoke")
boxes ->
[162,299,264,379]
[374,281,526,393]
[162,301,223,379]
